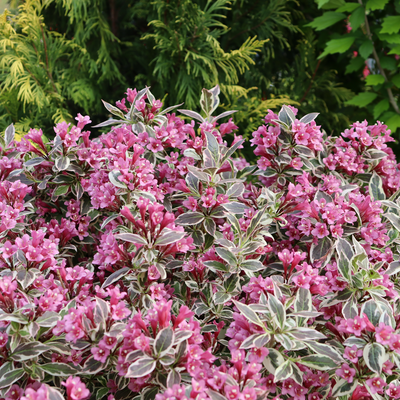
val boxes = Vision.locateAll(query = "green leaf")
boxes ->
[126,357,157,378]
[274,360,293,382]
[306,342,343,363]
[373,99,390,119]
[359,40,373,59]
[233,300,265,329]
[345,57,364,74]
[298,355,338,370]
[306,12,346,30]
[154,230,186,246]
[386,261,400,275]
[365,75,385,86]
[0,369,25,389]
[115,233,148,245]
[388,45,400,55]
[369,172,385,201]
[96,387,109,400]
[349,6,365,31]
[154,327,174,355]
[216,247,237,265]
[289,327,327,341]
[268,294,286,329]
[392,74,400,88]
[175,212,205,226]
[332,379,358,397]
[222,202,249,214]
[345,92,377,107]
[11,341,49,361]
[319,36,356,58]
[294,288,312,312]
[381,16,400,34]
[36,311,60,327]
[39,363,78,376]
[240,259,265,272]
[214,292,232,305]
[108,170,126,188]
[53,185,69,197]
[366,0,389,10]
[363,342,385,374]
[310,236,333,265]
[385,212,400,232]
[337,3,360,12]
[101,267,130,289]
[54,156,71,171]
[386,114,400,132]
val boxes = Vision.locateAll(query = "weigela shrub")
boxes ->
[1,85,400,400]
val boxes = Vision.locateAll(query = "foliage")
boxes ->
[1,86,400,399]
[308,0,400,135]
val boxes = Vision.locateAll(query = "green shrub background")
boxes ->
[1,0,400,156]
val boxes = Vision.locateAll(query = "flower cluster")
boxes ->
[1,87,400,400]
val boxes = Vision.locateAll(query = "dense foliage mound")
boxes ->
[1,86,400,400]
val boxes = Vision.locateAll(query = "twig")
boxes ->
[359,0,399,114]
[39,24,58,95]
[300,59,321,104]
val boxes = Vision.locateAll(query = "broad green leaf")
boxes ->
[264,348,285,374]
[298,355,338,370]
[369,172,385,201]
[53,185,69,197]
[268,294,286,329]
[392,74,400,88]
[385,212,400,232]
[0,369,25,389]
[366,0,389,10]
[359,40,373,59]
[332,379,358,397]
[154,230,186,246]
[101,267,130,289]
[216,247,237,265]
[175,212,205,226]
[306,342,343,363]
[240,259,265,272]
[274,360,293,382]
[233,300,265,329]
[349,6,364,31]
[346,57,364,74]
[289,327,327,341]
[345,92,377,107]
[386,261,400,276]
[337,3,360,12]
[365,75,385,86]
[154,327,174,355]
[386,114,400,132]
[363,342,385,374]
[381,16,400,34]
[373,99,390,119]
[306,12,346,30]
[115,233,147,245]
[311,236,333,265]
[319,36,356,58]
[126,357,156,378]
[109,170,126,188]
[39,363,78,376]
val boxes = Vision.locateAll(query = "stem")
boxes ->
[300,59,321,104]
[39,24,58,95]
[360,0,400,114]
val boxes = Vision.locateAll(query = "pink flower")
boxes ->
[347,316,366,336]
[386,383,400,399]
[111,302,131,320]
[248,347,269,363]
[366,377,385,394]
[343,345,362,363]
[183,197,198,211]
[292,273,311,289]
[311,222,329,239]
[336,363,356,383]
[91,342,110,363]
[62,376,90,400]
[375,323,394,345]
